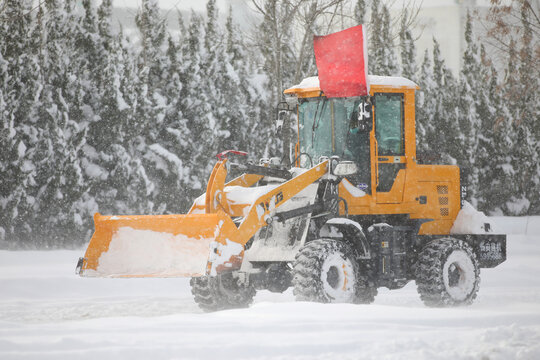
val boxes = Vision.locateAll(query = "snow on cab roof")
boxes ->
[286,75,419,93]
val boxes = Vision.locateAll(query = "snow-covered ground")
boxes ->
[1,217,539,360]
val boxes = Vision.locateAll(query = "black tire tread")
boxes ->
[190,275,256,312]
[292,238,377,304]
[415,238,480,307]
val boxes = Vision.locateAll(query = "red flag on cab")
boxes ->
[313,25,369,98]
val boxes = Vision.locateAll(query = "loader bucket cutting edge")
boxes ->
[80,212,239,278]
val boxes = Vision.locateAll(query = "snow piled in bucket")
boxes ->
[450,201,497,234]
[95,227,215,277]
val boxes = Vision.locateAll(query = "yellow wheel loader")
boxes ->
[77,75,506,311]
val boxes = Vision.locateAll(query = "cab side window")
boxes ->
[374,93,404,156]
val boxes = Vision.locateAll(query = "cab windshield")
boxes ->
[298,97,369,166]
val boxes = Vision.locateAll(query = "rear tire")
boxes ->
[190,273,256,312]
[293,239,376,304]
[416,238,480,307]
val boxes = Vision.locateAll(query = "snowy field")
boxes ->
[1,217,540,360]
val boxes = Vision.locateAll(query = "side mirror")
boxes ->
[275,100,296,135]
[333,161,358,176]
[276,110,287,135]
[275,118,283,135]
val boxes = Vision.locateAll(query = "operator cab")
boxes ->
[285,75,419,197]
[297,95,373,192]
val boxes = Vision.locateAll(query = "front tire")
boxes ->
[416,238,480,307]
[293,239,376,304]
[190,273,256,312]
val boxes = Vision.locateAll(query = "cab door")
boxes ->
[373,92,406,203]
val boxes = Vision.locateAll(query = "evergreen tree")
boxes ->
[202,0,226,154]
[380,5,399,75]
[202,1,255,161]
[12,0,84,246]
[458,12,482,206]
[354,0,367,24]
[515,3,540,214]
[440,67,461,165]
[368,1,398,76]
[97,0,114,50]
[426,38,446,160]
[399,9,417,81]
[431,39,460,165]
[253,0,296,160]
[115,38,157,215]
[156,34,195,211]
[135,0,166,85]
[131,0,172,213]
[368,0,384,75]
[225,8,267,160]
[415,50,435,158]
[177,10,186,38]
[180,11,212,194]
[476,62,514,214]
[415,40,460,167]
[0,0,36,245]
[493,3,540,215]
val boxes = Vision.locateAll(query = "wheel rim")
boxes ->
[326,266,340,289]
[321,252,355,302]
[443,249,475,301]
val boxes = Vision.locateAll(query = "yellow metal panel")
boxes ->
[376,170,406,204]
[419,220,455,235]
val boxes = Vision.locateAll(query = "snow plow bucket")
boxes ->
[78,212,240,278]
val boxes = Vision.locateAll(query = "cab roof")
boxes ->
[284,75,420,98]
